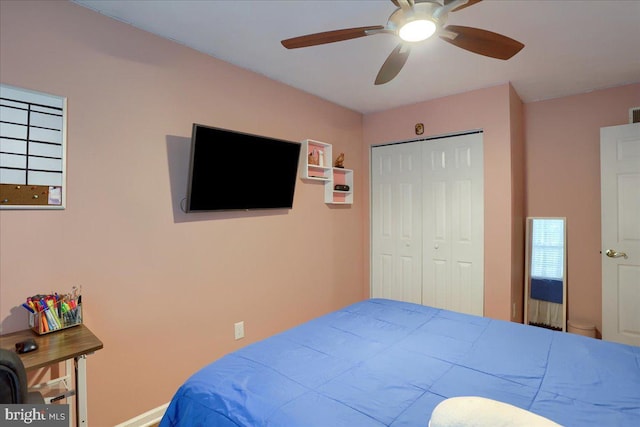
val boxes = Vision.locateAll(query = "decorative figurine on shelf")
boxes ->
[308,149,319,165]
[334,152,345,168]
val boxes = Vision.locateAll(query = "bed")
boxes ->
[159,298,640,426]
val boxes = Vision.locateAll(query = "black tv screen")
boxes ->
[186,124,301,212]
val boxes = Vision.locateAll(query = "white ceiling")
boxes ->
[71,0,640,114]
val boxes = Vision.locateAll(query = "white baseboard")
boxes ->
[115,403,169,427]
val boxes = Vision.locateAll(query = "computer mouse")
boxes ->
[15,338,38,354]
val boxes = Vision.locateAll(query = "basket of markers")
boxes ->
[23,288,82,335]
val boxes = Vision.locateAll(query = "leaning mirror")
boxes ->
[524,217,567,331]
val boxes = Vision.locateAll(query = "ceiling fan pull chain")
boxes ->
[434,0,468,19]
[396,0,415,11]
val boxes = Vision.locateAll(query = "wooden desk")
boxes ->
[0,324,103,426]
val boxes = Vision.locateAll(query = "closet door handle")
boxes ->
[605,249,628,259]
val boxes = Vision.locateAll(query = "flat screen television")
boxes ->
[186,124,301,212]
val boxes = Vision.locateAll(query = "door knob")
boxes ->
[605,249,628,259]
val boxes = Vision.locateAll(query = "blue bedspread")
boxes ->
[160,299,640,426]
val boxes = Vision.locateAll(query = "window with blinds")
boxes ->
[530,218,565,280]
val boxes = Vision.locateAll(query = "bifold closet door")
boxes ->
[371,142,423,304]
[422,133,484,316]
[371,132,484,316]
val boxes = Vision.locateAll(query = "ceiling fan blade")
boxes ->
[441,25,524,60]
[445,0,483,12]
[375,43,411,85]
[281,25,384,49]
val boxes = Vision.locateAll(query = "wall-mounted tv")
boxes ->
[186,124,301,212]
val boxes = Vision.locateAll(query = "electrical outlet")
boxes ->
[234,321,245,340]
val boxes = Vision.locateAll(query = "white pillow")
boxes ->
[428,396,562,427]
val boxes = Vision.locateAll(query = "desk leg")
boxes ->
[75,355,88,427]
[67,359,74,427]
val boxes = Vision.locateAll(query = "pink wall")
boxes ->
[524,83,640,335]
[0,1,364,424]
[509,84,526,323]
[362,84,523,321]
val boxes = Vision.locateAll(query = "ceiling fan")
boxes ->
[281,0,524,85]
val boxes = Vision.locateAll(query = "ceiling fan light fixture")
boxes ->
[398,19,437,42]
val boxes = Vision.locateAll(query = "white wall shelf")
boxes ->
[325,167,353,205]
[300,139,332,181]
[300,139,353,205]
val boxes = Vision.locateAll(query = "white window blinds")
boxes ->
[531,219,564,280]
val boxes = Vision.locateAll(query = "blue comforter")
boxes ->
[160,299,640,426]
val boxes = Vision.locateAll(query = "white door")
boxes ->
[601,123,640,346]
[422,133,484,316]
[371,142,423,303]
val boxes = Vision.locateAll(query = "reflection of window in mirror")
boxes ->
[531,219,564,282]
[525,218,566,332]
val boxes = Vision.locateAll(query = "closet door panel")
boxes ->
[422,133,484,316]
[371,142,423,304]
